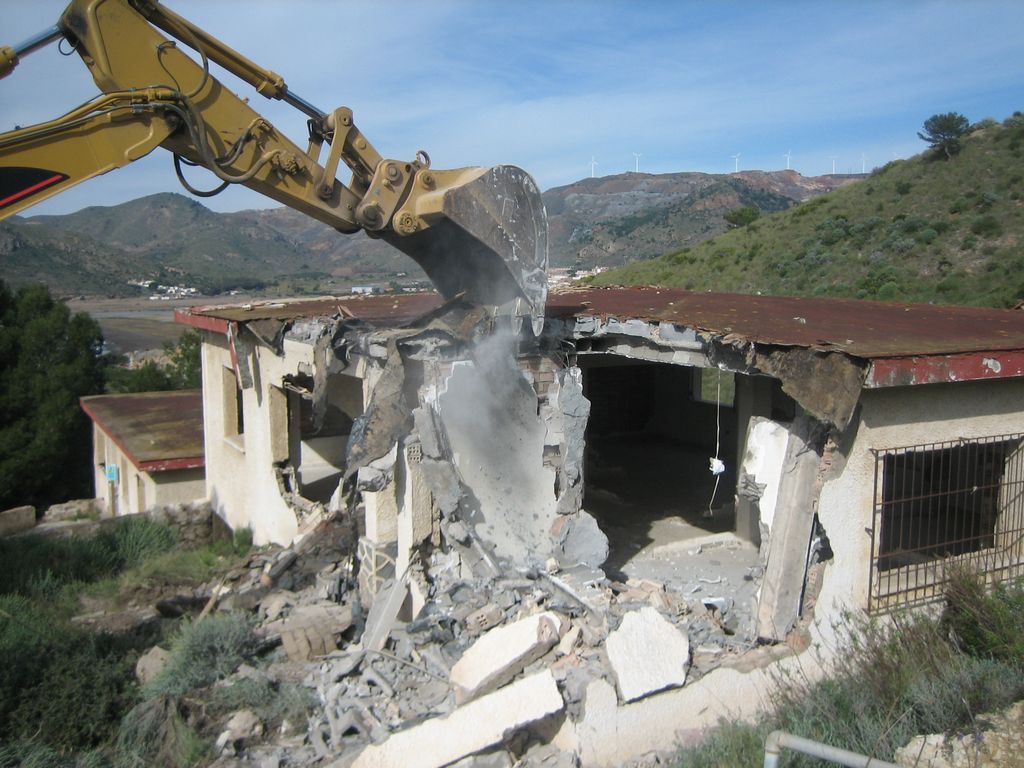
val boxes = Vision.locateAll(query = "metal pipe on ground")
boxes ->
[763,731,900,768]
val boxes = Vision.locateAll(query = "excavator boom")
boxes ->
[0,0,547,322]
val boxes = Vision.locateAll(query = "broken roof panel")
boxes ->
[80,390,204,472]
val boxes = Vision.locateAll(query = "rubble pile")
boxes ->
[170,511,788,768]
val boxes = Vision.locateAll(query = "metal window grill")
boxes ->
[868,433,1024,613]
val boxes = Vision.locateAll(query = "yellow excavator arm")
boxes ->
[0,0,547,321]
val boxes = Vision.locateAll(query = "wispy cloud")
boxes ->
[3,0,1022,213]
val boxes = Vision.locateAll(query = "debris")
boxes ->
[465,604,504,636]
[267,604,353,661]
[260,551,298,588]
[554,511,609,569]
[362,574,409,652]
[344,670,564,768]
[557,624,581,656]
[216,709,263,754]
[605,607,690,702]
[450,612,564,703]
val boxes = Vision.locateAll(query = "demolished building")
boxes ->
[175,286,1024,765]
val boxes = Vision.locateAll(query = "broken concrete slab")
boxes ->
[605,607,689,702]
[345,670,564,768]
[451,611,563,703]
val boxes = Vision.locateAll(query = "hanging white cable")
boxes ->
[705,367,725,518]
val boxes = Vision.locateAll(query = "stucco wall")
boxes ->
[201,333,329,545]
[91,425,205,516]
[816,377,1024,619]
[151,468,206,507]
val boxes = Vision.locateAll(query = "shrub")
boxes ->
[145,613,259,699]
[942,573,1024,661]
[115,695,207,768]
[723,206,760,227]
[970,214,1003,238]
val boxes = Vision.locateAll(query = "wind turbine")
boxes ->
[732,153,741,173]
[861,152,866,174]
[590,157,598,178]
[784,150,792,170]
[633,152,642,173]
[828,155,838,175]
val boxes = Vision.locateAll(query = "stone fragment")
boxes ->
[605,607,689,702]
[345,670,564,768]
[0,505,35,537]
[135,645,171,684]
[557,624,581,656]
[451,611,563,703]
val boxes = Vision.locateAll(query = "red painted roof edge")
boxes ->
[867,349,1024,388]
[79,396,204,475]
[137,456,205,472]
[175,308,228,333]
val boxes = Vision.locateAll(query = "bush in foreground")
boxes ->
[674,574,1024,766]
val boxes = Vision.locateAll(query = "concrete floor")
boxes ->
[584,433,761,637]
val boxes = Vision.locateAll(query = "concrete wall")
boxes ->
[201,333,306,545]
[816,377,1024,618]
[91,425,205,517]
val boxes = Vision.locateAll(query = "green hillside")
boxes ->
[590,114,1024,308]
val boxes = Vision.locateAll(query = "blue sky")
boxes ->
[3,0,1023,215]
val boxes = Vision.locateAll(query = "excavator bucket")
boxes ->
[382,165,548,331]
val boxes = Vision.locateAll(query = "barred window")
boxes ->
[869,433,1024,612]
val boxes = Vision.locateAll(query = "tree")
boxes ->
[723,206,760,228]
[0,281,106,511]
[105,329,201,393]
[166,328,201,389]
[918,112,970,160]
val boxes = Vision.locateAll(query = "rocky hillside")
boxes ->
[0,194,411,296]
[591,114,1024,308]
[0,167,858,297]
[543,170,859,268]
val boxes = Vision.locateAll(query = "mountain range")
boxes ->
[0,170,858,297]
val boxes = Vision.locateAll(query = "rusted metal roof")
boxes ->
[80,390,204,472]
[547,286,1024,359]
[179,287,1024,360]
[176,293,443,331]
